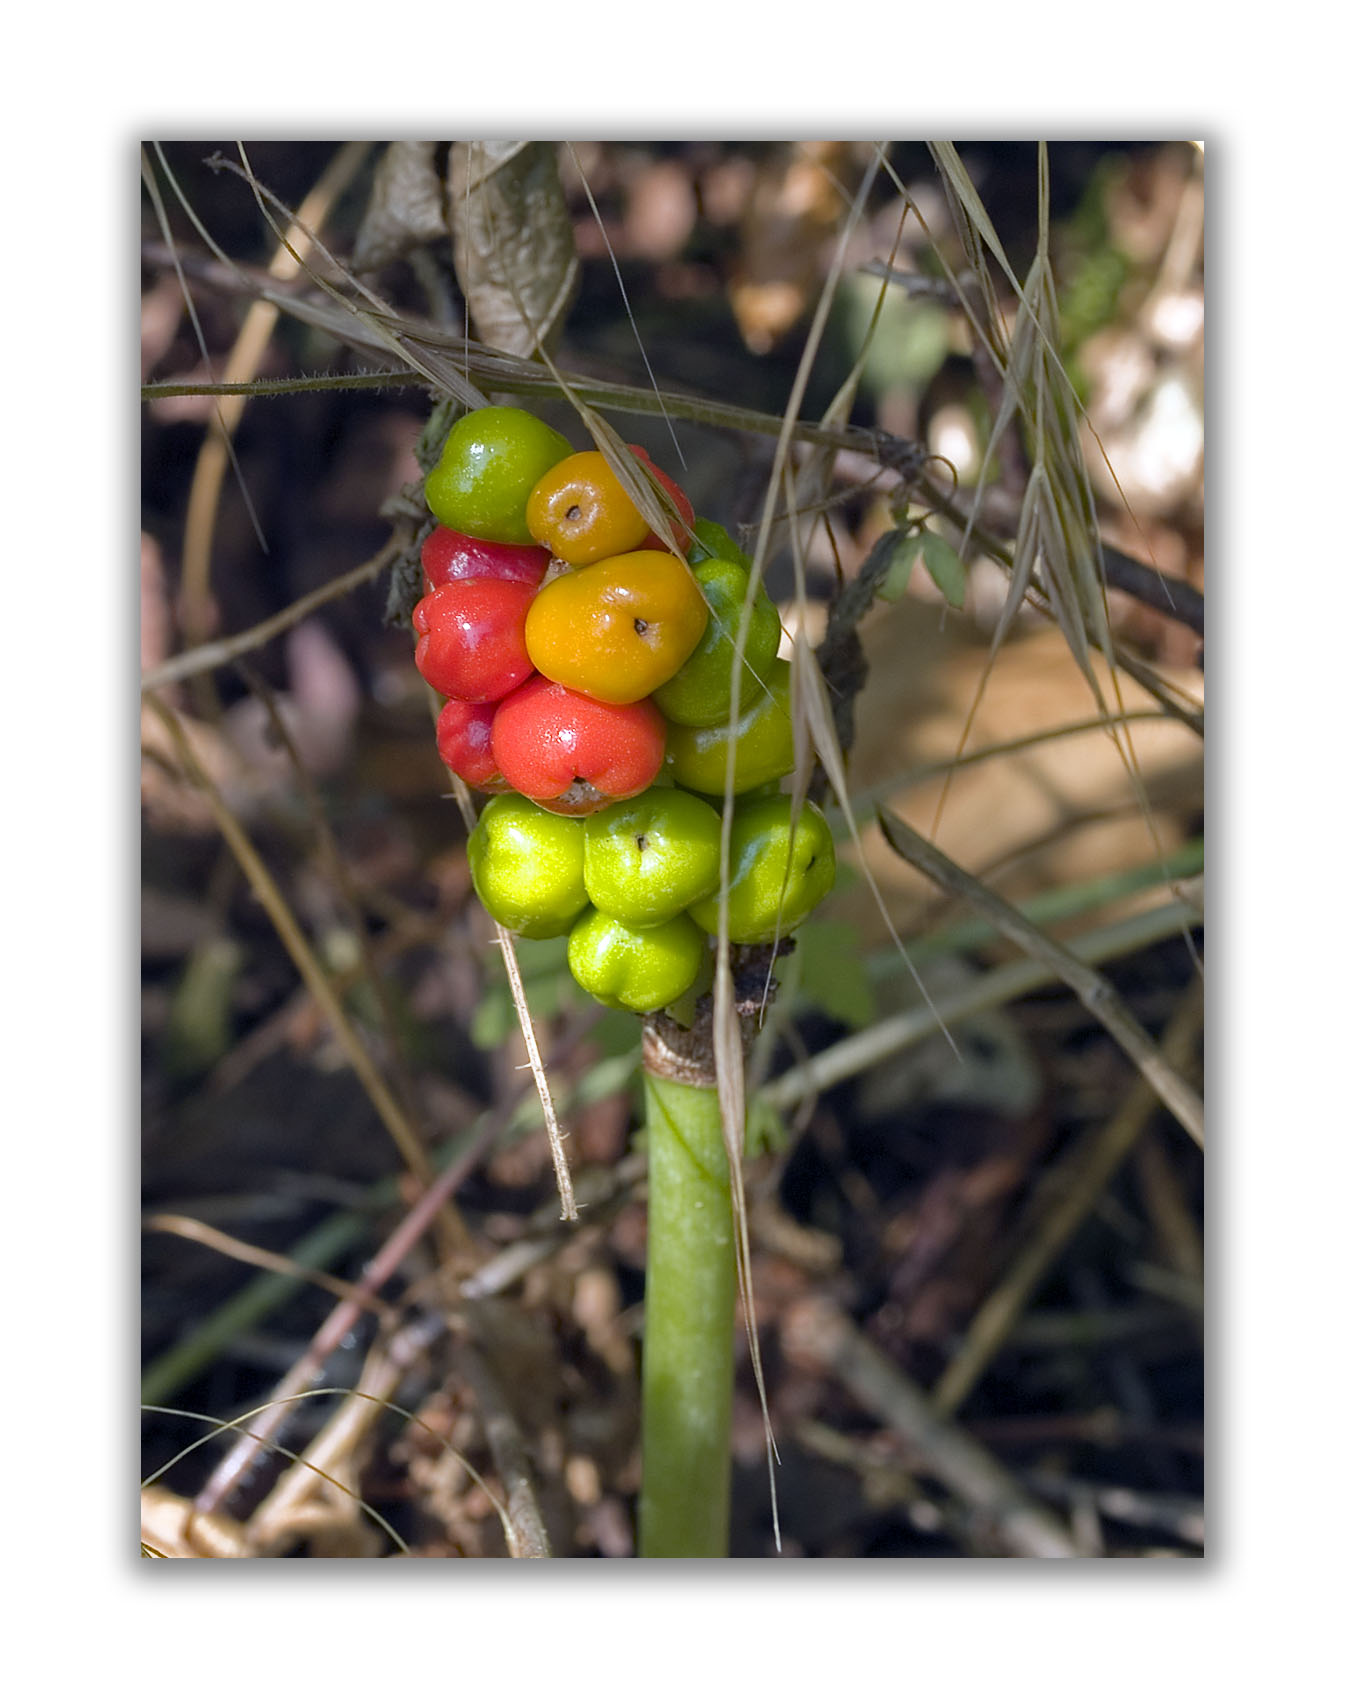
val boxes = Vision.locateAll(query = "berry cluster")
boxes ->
[414,406,836,1016]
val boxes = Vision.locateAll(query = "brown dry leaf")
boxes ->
[448,141,578,356]
[141,701,237,835]
[832,598,1203,941]
[140,272,184,379]
[141,531,174,675]
[352,140,449,273]
[729,142,851,354]
[624,157,698,260]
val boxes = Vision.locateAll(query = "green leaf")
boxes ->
[838,272,951,397]
[792,919,878,1030]
[917,531,967,609]
[878,531,967,609]
[877,534,923,602]
[745,1095,788,1158]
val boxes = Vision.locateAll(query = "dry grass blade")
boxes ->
[761,154,955,1051]
[141,146,268,583]
[140,531,406,692]
[710,145,898,1544]
[151,1360,519,1558]
[442,145,695,560]
[154,149,583,1223]
[763,889,1200,1112]
[494,918,578,1222]
[564,142,687,464]
[927,142,1015,336]
[925,150,1118,741]
[143,1394,412,1554]
[243,1322,458,1556]
[236,659,425,1125]
[902,145,1199,935]
[211,148,490,411]
[190,1127,495,1515]
[143,1213,398,1323]
[877,805,1204,1144]
[788,526,956,1054]
[444,771,577,1222]
[456,1314,554,1557]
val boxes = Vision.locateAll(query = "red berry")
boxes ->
[490,676,666,816]
[420,525,551,594]
[412,579,536,703]
[434,698,509,792]
[630,445,696,552]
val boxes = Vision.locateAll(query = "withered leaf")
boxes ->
[352,141,449,273]
[448,141,578,357]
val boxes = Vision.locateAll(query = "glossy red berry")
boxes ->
[421,525,551,594]
[434,698,509,792]
[412,579,536,704]
[490,676,667,816]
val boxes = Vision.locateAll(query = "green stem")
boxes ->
[638,1067,736,1558]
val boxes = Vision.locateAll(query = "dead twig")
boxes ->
[140,533,408,692]
[455,1309,553,1559]
[189,1006,605,1519]
[1021,1470,1203,1549]
[1100,546,1205,640]
[142,1213,399,1325]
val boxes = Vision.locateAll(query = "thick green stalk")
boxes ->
[638,1067,736,1558]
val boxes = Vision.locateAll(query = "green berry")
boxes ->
[653,557,782,729]
[686,517,752,571]
[664,657,795,796]
[688,795,835,944]
[425,406,572,545]
[567,908,708,1014]
[467,794,588,938]
[583,789,722,927]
